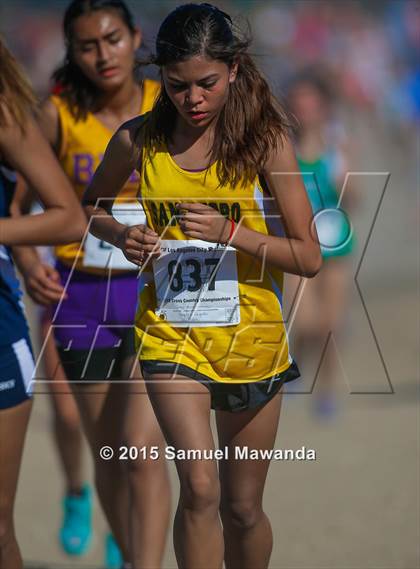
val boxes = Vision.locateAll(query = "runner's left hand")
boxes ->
[178,202,230,243]
[22,262,66,305]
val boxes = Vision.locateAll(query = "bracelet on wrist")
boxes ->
[223,218,236,245]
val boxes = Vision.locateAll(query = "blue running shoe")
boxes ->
[59,484,93,556]
[105,533,123,569]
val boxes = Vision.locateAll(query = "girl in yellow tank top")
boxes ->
[83,4,321,569]
[52,77,159,271]
[136,146,294,383]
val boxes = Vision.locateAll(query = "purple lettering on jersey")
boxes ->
[74,154,94,184]
[73,153,138,186]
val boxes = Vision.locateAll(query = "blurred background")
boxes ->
[1,1,418,568]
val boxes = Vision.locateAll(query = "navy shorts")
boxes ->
[0,336,35,410]
[141,360,300,413]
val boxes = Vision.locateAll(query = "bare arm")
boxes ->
[234,137,322,276]
[10,175,43,273]
[10,176,66,305]
[37,97,62,153]
[0,106,86,246]
[179,137,322,277]
[82,126,135,244]
[9,174,35,217]
[82,120,159,265]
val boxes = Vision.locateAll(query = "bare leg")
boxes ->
[217,392,283,569]
[0,400,32,569]
[121,359,171,568]
[285,260,350,399]
[70,381,131,561]
[316,259,350,397]
[145,373,224,569]
[41,316,84,493]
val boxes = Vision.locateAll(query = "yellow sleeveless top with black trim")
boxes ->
[135,143,293,384]
[52,78,160,272]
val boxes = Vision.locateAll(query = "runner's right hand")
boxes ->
[117,224,160,267]
[22,262,66,305]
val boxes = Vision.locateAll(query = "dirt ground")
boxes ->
[16,281,419,569]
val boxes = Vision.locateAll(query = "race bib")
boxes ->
[83,202,146,270]
[153,240,240,327]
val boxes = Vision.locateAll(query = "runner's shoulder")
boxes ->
[117,112,150,151]
[110,114,149,168]
[37,96,61,150]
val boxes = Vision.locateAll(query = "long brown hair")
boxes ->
[143,3,293,187]
[0,35,36,131]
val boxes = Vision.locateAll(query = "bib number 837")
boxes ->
[167,258,219,292]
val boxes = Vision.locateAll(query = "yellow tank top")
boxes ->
[53,78,160,271]
[135,143,293,384]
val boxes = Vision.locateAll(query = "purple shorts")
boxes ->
[52,261,138,351]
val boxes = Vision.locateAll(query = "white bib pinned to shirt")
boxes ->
[153,240,240,327]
